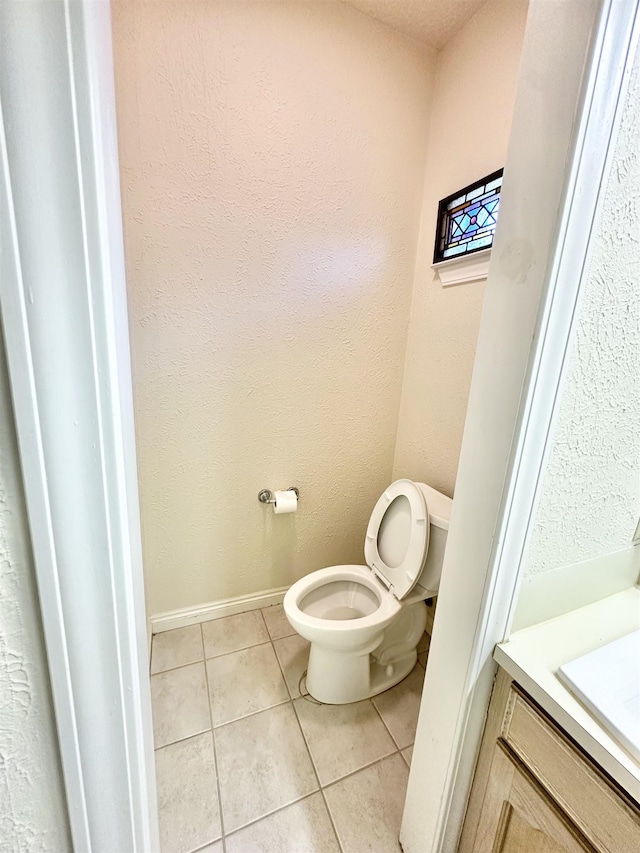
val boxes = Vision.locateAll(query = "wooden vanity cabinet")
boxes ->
[459,669,640,853]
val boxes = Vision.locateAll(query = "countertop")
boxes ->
[495,586,640,803]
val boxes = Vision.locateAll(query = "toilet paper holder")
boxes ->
[258,487,299,505]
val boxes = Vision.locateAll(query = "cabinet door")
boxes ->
[472,745,594,853]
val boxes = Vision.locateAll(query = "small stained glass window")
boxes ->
[433,169,503,264]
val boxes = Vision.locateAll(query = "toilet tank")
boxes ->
[414,482,452,597]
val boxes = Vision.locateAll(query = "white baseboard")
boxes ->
[150,585,289,634]
[513,546,640,631]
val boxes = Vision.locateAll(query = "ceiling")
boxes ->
[342,0,489,50]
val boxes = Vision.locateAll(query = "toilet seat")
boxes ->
[364,479,430,601]
[285,479,432,638]
[282,479,448,703]
[287,565,401,641]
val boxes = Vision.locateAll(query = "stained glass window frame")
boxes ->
[433,168,504,264]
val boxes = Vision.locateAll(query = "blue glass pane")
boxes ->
[466,185,484,201]
[434,169,503,263]
[467,234,493,250]
[443,244,467,258]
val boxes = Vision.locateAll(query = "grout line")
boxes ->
[198,618,205,657]
[149,620,207,677]
[400,747,412,769]
[321,750,408,793]
[202,622,228,853]
[151,619,416,849]
[151,606,300,676]
[203,638,273,663]
[269,631,415,843]
[153,636,297,679]
[322,746,402,789]
[319,787,344,853]
[271,640,306,702]
[169,720,411,849]
[200,608,272,659]
[150,657,207,677]
[220,743,414,847]
[151,637,280,678]
[271,639,316,772]
[189,841,222,853]
[154,725,212,752]
[212,697,291,730]
[370,694,403,750]
[293,719,345,853]
[223,789,321,840]
[255,607,269,631]
[256,603,297,642]
[289,698,323,785]
[266,631,297,642]
[270,636,344,853]
[370,659,425,751]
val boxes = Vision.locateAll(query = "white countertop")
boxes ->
[495,586,640,803]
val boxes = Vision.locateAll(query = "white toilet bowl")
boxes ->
[283,479,452,704]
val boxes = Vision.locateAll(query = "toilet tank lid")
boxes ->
[416,483,452,531]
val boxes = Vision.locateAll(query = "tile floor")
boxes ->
[150,605,432,853]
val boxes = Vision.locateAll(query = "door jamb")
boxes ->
[401,0,640,850]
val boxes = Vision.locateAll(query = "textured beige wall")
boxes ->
[0,327,71,851]
[523,47,640,578]
[112,1,436,616]
[393,0,529,496]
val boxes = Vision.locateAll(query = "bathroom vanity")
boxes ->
[459,670,640,852]
[459,589,640,852]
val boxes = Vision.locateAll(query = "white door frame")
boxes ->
[0,1,157,849]
[1,0,638,850]
[401,0,640,851]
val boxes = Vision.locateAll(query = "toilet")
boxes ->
[283,479,452,704]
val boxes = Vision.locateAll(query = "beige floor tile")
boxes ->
[261,603,295,640]
[215,703,318,833]
[151,663,210,748]
[273,633,310,698]
[202,610,269,658]
[195,844,223,853]
[207,643,289,726]
[225,793,339,853]
[155,732,221,853]
[372,665,425,749]
[294,697,396,785]
[402,745,413,766]
[324,754,408,853]
[150,625,203,675]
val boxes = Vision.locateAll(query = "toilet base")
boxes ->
[304,600,427,704]
[305,644,419,704]
[369,650,418,696]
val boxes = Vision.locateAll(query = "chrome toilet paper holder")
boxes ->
[258,487,299,505]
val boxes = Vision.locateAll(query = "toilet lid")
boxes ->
[364,479,430,600]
